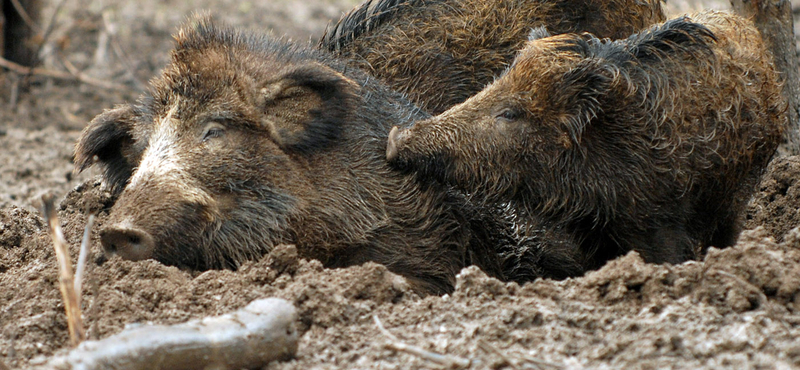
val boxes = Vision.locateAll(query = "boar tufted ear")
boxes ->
[258,62,361,151]
[628,16,715,63]
[74,105,139,194]
[552,62,615,146]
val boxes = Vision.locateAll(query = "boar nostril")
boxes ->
[100,225,155,262]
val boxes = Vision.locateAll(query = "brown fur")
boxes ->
[388,11,787,272]
[74,16,523,295]
[320,0,665,114]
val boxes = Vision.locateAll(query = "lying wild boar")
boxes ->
[320,0,665,114]
[387,11,786,271]
[74,16,520,295]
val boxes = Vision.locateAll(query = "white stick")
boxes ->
[74,215,95,299]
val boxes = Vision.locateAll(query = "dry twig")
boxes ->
[0,56,127,90]
[74,214,95,298]
[373,315,471,369]
[59,56,126,90]
[40,194,85,347]
[101,9,146,89]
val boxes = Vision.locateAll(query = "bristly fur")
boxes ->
[319,0,433,53]
[389,11,787,274]
[75,14,525,295]
[319,0,665,114]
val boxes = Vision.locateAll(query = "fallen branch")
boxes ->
[38,298,298,370]
[40,194,85,347]
[373,315,471,369]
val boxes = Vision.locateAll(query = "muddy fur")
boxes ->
[320,0,665,114]
[388,11,786,274]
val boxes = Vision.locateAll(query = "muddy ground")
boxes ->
[1,0,800,369]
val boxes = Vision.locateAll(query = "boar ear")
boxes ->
[74,105,139,194]
[628,17,715,63]
[555,63,616,145]
[258,63,360,151]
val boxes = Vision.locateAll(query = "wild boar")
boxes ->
[387,11,786,270]
[74,16,518,295]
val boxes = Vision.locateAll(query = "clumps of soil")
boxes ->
[0,207,42,250]
[746,155,800,242]
[581,227,800,314]
[2,174,800,369]
[58,179,116,216]
[282,228,800,370]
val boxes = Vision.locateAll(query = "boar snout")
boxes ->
[386,126,408,162]
[100,223,156,261]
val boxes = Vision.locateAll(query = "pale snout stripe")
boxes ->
[127,100,182,190]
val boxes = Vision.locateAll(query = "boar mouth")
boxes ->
[100,222,209,269]
[100,186,295,271]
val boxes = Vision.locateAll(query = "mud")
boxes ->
[1,0,800,369]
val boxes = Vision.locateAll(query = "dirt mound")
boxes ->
[746,155,800,242]
[1,177,799,369]
[281,227,800,370]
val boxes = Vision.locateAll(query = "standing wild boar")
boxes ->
[320,0,665,114]
[387,11,786,270]
[74,16,522,295]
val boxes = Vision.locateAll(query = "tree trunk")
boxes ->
[2,0,40,66]
[731,0,800,156]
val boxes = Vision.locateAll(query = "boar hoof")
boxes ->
[100,225,155,261]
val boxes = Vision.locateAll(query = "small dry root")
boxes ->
[40,194,85,346]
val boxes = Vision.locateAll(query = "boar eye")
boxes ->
[496,108,522,122]
[202,122,226,141]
